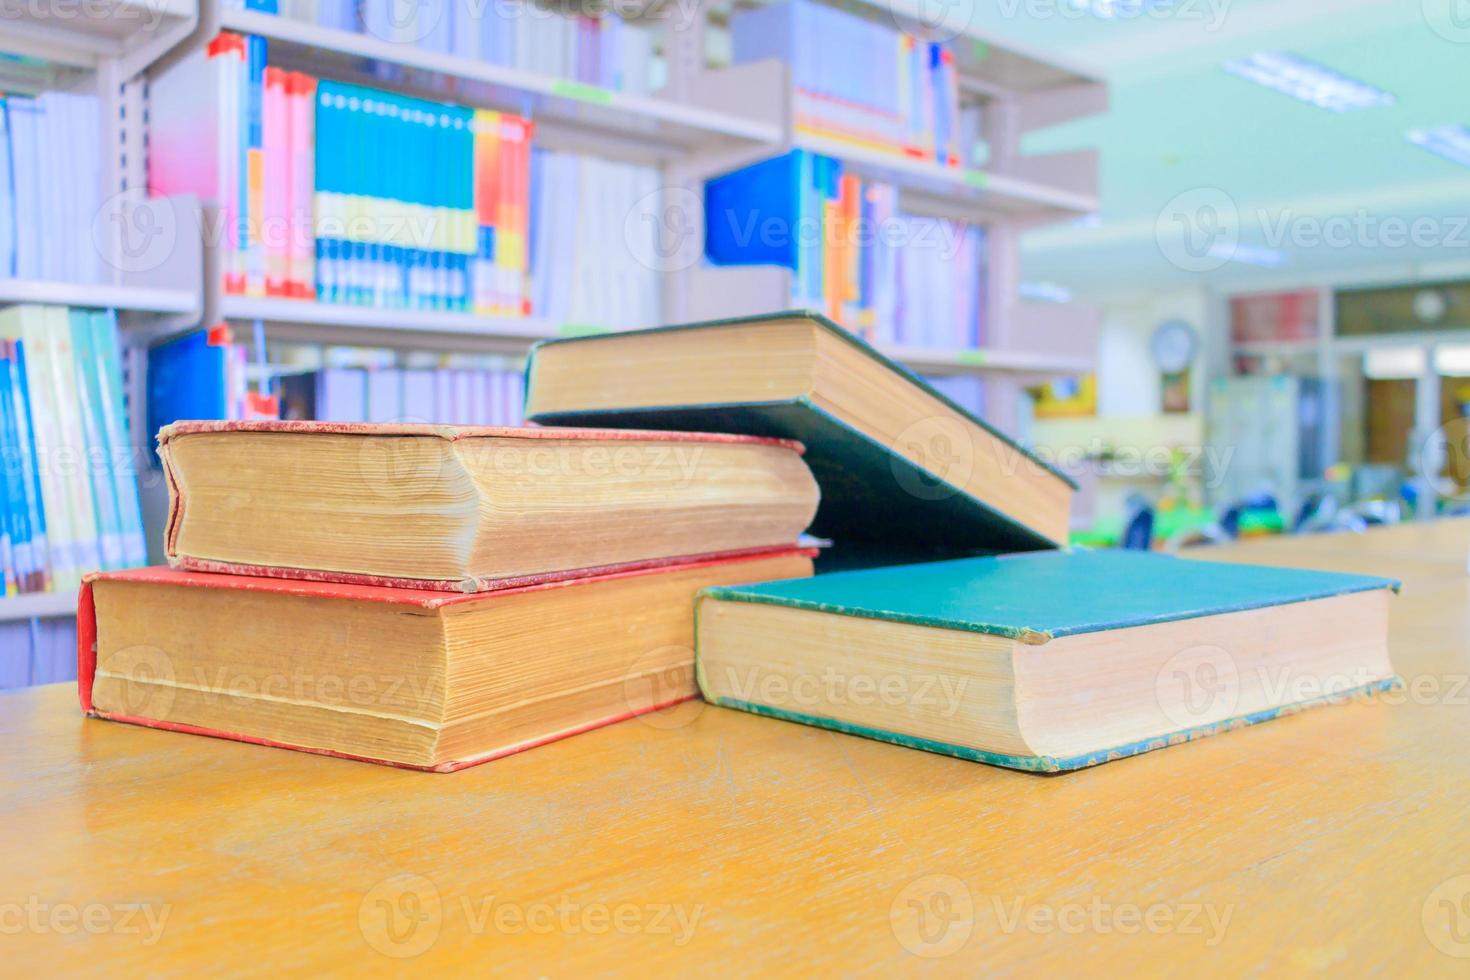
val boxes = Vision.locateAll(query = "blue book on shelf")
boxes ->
[0,346,19,594]
[704,151,807,270]
[92,311,146,567]
[10,340,48,588]
[69,310,124,571]
[147,330,230,460]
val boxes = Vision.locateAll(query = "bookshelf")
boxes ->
[219,295,562,352]
[0,0,1108,655]
[0,3,202,647]
[216,7,784,159]
[0,279,196,316]
[0,591,77,624]
[0,0,198,78]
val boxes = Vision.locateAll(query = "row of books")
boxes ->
[0,93,103,284]
[732,0,965,165]
[150,35,536,313]
[150,33,660,326]
[705,150,986,347]
[278,364,527,426]
[0,305,147,596]
[256,0,657,93]
[529,149,662,330]
[83,312,1396,776]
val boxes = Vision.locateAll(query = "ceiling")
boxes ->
[964,0,1470,298]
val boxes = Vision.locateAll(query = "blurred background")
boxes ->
[2,0,1467,680]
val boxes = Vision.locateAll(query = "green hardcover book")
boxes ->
[524,310,1074,569]
[695,550,1398,772]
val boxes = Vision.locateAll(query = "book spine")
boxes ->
[10,338,50,591]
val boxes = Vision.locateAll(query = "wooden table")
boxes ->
[6,521,1470,975]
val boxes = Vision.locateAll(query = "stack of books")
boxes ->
[81,420,819,770]
[82,311,1398,773]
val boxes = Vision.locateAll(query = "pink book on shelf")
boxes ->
[263,67,289,297]
[286,72,317,299]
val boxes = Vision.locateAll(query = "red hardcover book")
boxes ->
[80,548,816,771]
[158,420,820,592]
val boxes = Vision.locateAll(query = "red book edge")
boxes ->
[77,546,818,772]
[169,542,816,593]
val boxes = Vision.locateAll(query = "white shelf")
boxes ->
[0,279,198,315]
[882,344,1094,379]
[0,591,76,623]
[222,9,783,158]
[0,0,197,77]
[218,295,591,351]
[793,132,1097,224]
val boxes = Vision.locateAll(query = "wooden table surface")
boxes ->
[5,520,1470,976]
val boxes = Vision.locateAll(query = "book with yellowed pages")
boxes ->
[158,420,820,591]
[524,310,1074,568]
[79,548,814,771]
[695,550,1398,772]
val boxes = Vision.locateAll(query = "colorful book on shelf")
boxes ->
[0,305,146,593]
[158,420,820,591]
[78,548,814,771]
[729,0,961,163]
[524,310,1073,568]
[286,0,655,90]
[276,361,526,426]
[696,550,1400,772]
[704,150,983,344]
[0,91,103,283]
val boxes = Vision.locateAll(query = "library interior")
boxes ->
[3,0,1470,974]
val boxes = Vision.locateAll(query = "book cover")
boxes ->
[525,309,1072,564]
[697,550,1400,772]
[79,548,817,771]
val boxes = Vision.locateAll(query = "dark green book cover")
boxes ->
[525,310,1075,570]
[701,549,1398,641]
[697,550,1400,772]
